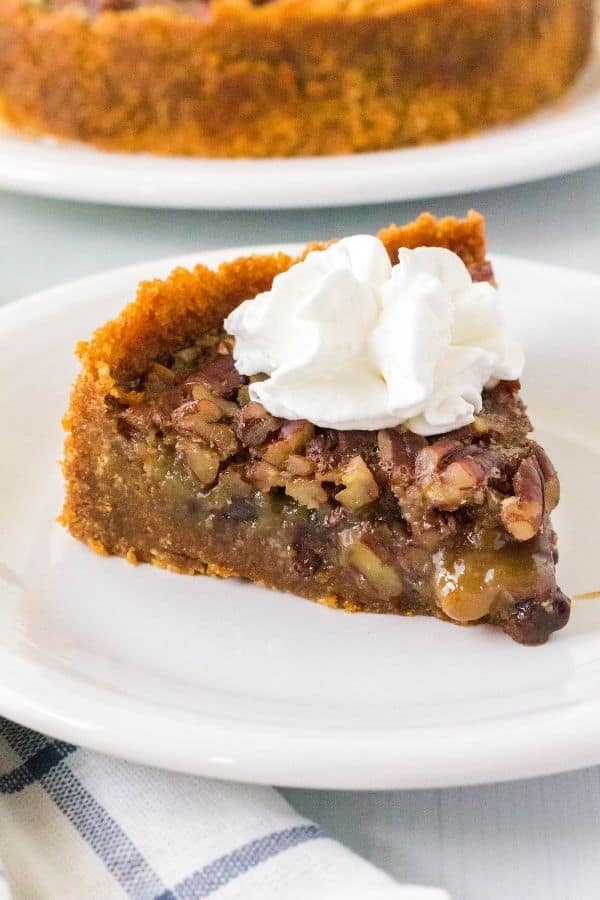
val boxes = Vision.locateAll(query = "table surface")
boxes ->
[3,166,600,900]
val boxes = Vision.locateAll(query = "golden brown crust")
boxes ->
[0,0,593,157]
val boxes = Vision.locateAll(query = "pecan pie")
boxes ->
[61,212,570,643]
[0,0,593,156]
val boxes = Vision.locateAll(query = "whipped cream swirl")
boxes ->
[224,236,524,435]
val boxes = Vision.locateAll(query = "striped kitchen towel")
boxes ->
[0,719,449,900]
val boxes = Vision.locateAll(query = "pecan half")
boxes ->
[531,442,560,512]
[501,455,544,541]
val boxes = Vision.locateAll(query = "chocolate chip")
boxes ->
[291,526,327,576]
[505,589,571,645]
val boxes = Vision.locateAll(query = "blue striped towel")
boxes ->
[0,718,449,900]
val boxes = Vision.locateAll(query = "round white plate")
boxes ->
[1,44,600,209]
[1,246,599,789]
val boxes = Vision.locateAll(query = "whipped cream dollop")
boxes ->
[224,236,524,435]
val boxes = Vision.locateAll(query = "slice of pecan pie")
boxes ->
[61,212,570,643]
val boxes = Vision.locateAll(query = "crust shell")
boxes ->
[0,0,593,156]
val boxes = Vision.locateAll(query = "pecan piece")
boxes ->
[416,440,492,511]
[425,456,488,511]
[261,421,314,467]
[335,455,379,511]
[194,398,223,422]
[501,455,544,541]
[342,535,403,599]
[204,469,252,511]
[186,354,247,397]
[190,382,237,417]
[178,440,220,487]
[247,460,285,492]
[531,442,560,512]
[172,400,238,458]
[286,454,315,477]
[415,439,463,482]
[377,429,427,486]
[285,477,328,509]
[171,400,200,430]
[142,362,178,394]
[234,401,280,447]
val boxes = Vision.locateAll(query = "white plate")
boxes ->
[1,44,600,209]
[1,246,600,789]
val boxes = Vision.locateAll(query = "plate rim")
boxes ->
[1,62,600,209]
[2,247,600,790]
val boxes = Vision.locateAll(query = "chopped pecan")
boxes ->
[178,440,220,486]
[234,401,280,447]
[171,396,240,458]
[186,354,247,397]
[204,469,252,510]
[121,387,184,433]
[501,455,544,541]
[343,535,403,599]
[173,414,238,460]
[194,398,223,422]
[335,455,379,511]
[415,439,463,481]
[426,456,488,510]
[285,454,315,477]
[190,382,238,418]
[261,420,314,467]
[246,460,285,492]
[171,400,200,431]
[415,439,482,510]
[285,477,328,509]
[216,335,235,355]
[142,362,178,394]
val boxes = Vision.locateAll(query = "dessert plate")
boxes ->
[1,247,599,790]
[0,44,600,209]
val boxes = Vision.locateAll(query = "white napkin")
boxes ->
[0,718,449,900]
